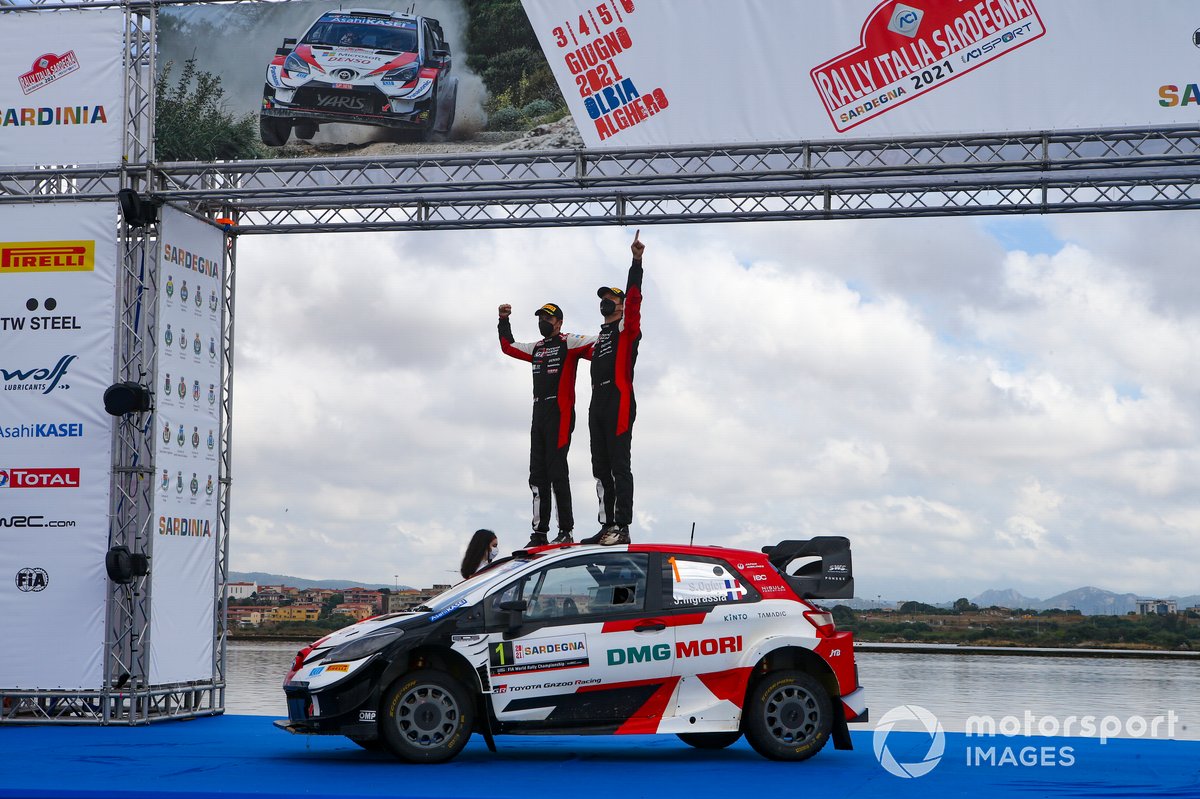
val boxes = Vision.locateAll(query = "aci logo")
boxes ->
[0,467,81,488]
[16,568,49,592]
[887,4,924,38]
[874,704,945,778]
[1,354,76,394]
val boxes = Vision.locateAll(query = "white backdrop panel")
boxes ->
[148,207,223,686]
[0,9,125,168]
[522,0,1200,148]
[0,203,117,690]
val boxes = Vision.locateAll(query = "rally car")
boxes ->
[274,537,867,763]
[260,8,458,145]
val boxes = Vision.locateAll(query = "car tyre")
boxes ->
[380,669,474,763]
[677,731,742,750]
[259,114,292,147]
[294,121,319,140]
[742,670,832,761]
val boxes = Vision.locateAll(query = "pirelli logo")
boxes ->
[0,241,94,274]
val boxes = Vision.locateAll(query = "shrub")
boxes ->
[155,59,262,162]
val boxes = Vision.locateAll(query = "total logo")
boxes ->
[0,297,81,333]
[1,354,76,394]
[0,467,80,488]
[16,567,49,592]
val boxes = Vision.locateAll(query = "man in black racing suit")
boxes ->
[581,232,644,546]
[499,301,596,548]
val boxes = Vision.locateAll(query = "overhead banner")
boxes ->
[148,207,223,685]
[0,9,125,167]
[0,203,117,690]
[520,0,1200,148]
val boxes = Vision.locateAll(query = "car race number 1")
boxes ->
[810,0,1047,132]
[489,633,590,676]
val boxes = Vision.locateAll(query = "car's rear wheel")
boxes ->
[380,669,474,763]
[677,731,742,750]
[293,121,319,140]
[742,670,832,761]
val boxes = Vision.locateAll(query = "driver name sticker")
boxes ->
[810,0,1046,132]
[490,633,589,676]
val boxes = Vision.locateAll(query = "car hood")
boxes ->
[294,44,417,79]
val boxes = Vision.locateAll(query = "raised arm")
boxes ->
[498,303,535,361]
[622,232,644,337]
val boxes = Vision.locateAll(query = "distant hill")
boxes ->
[228,571,412,591]
[972,588,1042,609]
[971,586,1200,615]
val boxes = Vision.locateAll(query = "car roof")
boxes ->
[332,8,419,22]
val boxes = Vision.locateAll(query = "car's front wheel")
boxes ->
[742,670,832,761]
[677,731,742,750]
[380,670,474,763]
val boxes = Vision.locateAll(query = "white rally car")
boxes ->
[260,8,457,145]
[274,538,868,763]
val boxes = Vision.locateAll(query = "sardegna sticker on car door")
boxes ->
[809,0,1047,132]
[490,633,589,676]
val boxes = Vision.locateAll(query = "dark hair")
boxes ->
[460,528,498,580]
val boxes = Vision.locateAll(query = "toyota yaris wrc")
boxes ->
[274,538,868,763]
[260,8,457,145]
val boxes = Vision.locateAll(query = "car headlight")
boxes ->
[284,52,310,78]
[383,62,420,83]
[323,628,404,663]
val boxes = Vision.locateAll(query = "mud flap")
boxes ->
[831,702,854,751]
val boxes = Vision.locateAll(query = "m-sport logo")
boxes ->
[16,568,49,592]
[0,467,81,488]
[2,354,76,394]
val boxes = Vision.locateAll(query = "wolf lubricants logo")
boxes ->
[810,0,1046,132]
[0,241,94,274]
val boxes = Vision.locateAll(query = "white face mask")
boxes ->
[488,544,499,562]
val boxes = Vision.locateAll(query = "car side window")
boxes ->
[484,553,650,626]
[662,555,756,608]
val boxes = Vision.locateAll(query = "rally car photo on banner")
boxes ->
[260,8,458,145]
[275,538,867,763]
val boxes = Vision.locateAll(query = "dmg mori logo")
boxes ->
[0,241,94,274]
[317,95,367,110]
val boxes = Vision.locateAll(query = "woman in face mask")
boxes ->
[460,528,500,580]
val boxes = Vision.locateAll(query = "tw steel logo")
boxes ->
[0,241,94,274]
[0,467,80,488]
[16,568,48,592]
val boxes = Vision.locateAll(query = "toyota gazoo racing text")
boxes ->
[260,8,458,146]
[275,537,867,763]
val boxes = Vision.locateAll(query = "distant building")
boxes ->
[1136,599,1177,616]
[227,607,263,627]
[227,581,257,601]
[268,604,320,623]
[333,603,375,622]
[344,588,385,612]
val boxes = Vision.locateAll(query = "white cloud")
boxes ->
[228,213,1200,600]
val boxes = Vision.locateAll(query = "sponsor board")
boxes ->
[490,633,589,675]
[0,422,84,439]
[0,514,76,528]
[1,297,82,333]
[1,355,77,395]
[0,241,94,274]
[0,467,80,488]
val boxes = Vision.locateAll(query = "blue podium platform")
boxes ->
[1,715,1197,799]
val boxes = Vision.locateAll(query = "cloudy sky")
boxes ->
[228,211,1200,602]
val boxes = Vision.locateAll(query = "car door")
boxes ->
[482,551,673,731]
[658,552,761,730]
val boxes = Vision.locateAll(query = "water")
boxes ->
[228,640,1200,740]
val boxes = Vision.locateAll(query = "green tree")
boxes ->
[953,597,978,613]
[155,59,263,162]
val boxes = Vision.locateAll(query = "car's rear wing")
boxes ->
[762,537,854,600]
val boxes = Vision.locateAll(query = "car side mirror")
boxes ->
[499,599,527,639]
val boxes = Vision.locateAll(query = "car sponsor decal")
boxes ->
[809,0,1046,132]
[607,635,742,666]
[428,598,467,622]
[358,710,376,722]
[490,632,589,676]
[667,558,747,605]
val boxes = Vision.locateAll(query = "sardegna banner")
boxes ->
[521,0,1200,148]
[0,203,117,690]
[0,9,125,168]
[148,207,224,685]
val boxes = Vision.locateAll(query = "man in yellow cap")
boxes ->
[499,301,596,547]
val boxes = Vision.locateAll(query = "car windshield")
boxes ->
[420,557,532,614]
[302,21,418,52]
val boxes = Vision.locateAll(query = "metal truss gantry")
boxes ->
[4,126,1200,233]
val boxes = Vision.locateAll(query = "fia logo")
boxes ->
[16,567,48,592]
